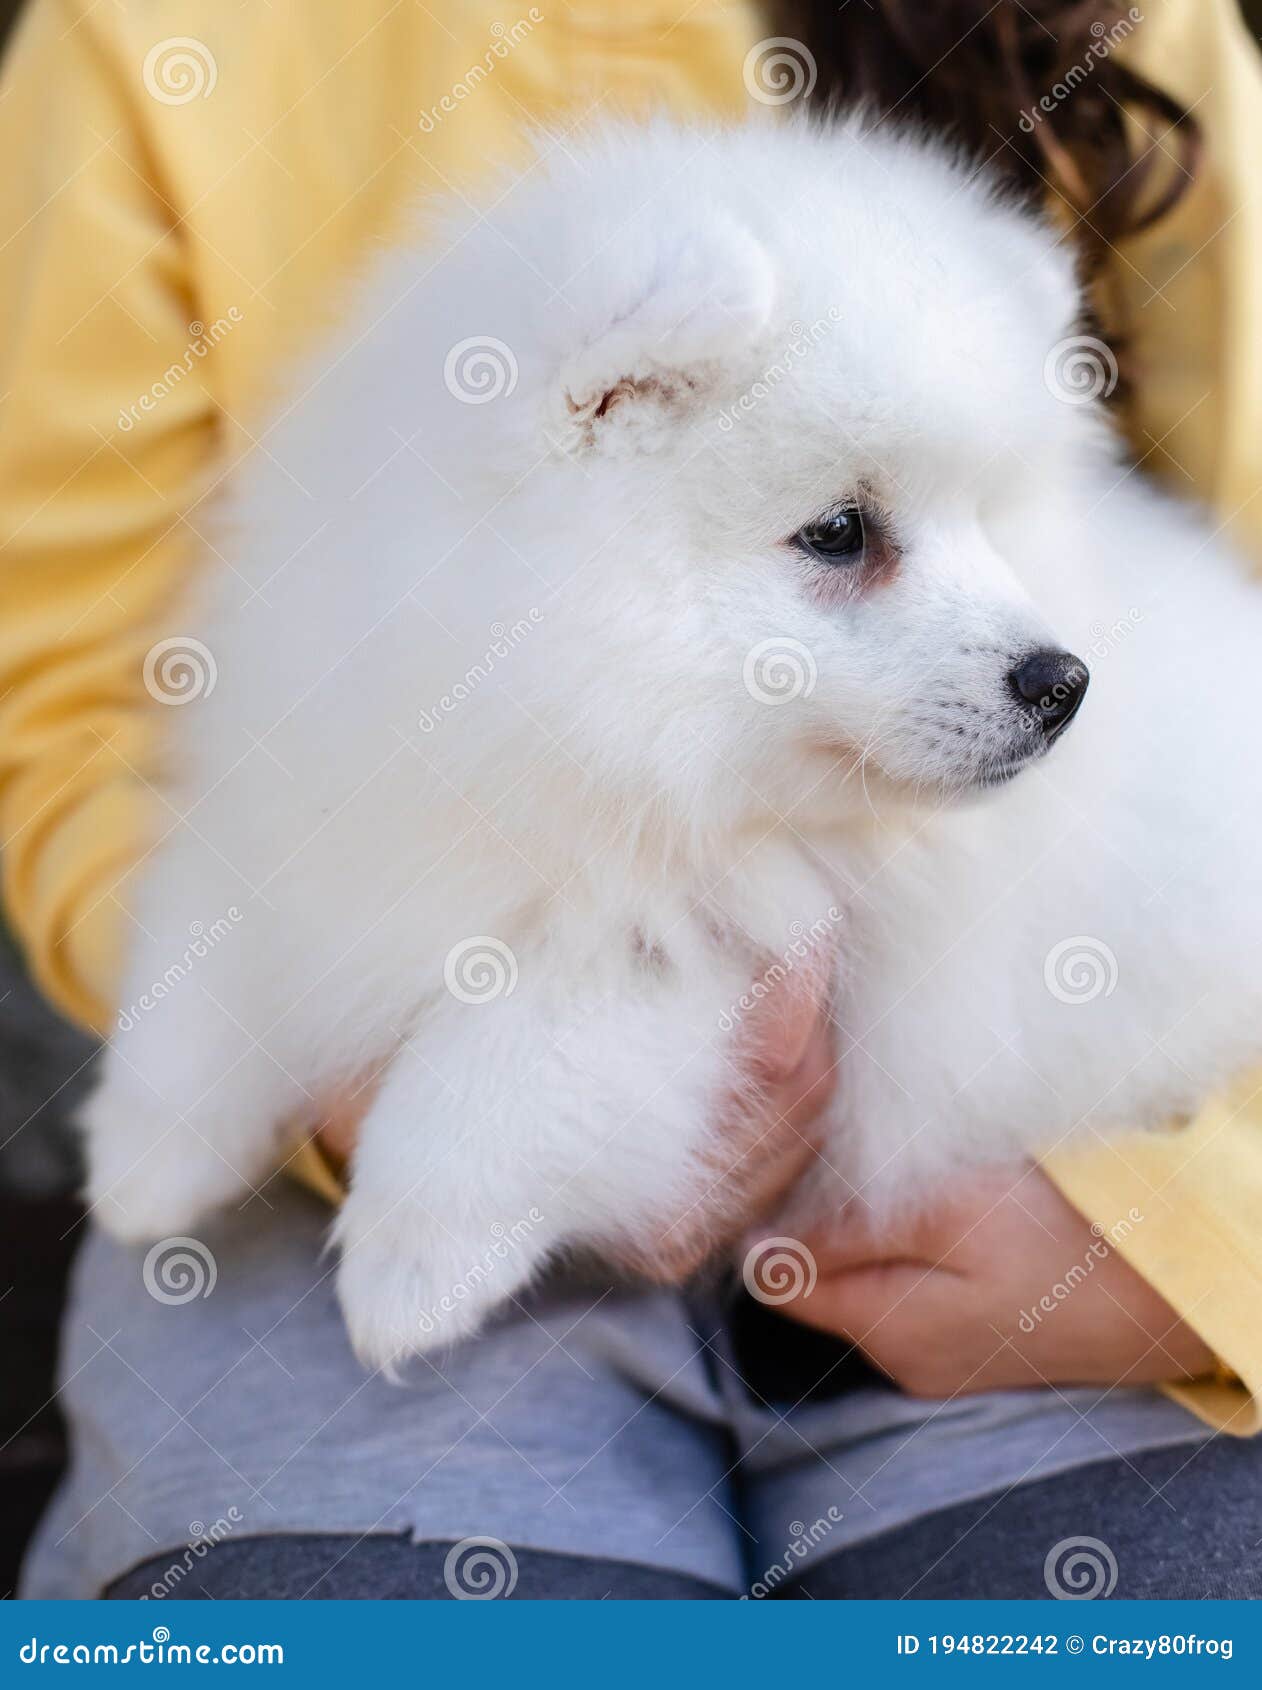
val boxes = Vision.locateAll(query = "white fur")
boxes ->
[82,117,1262,1367]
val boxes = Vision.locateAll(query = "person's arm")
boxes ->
[1035,0,1262,1433]
[0,0,213,1031]
[1110,0,1262,546]
[773,0,1262,1431]
[0,0,840,1239]
[1044,1096,1262,1431]
[779,1167,1221,1397]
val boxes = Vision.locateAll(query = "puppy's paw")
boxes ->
[86,1124,216,1243]
[82,1081,253,1242]
[333,1203,510,1374]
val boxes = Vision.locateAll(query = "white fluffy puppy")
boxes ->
[83,118,1262,1368]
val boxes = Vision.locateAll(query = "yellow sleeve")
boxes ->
[1045,0,1262,1434]
[1044,1088,1262,1436]
[0,0,214,1033]
[1109,0,1262,548]
[0,0,759,1192]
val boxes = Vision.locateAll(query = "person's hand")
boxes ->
[311,1081,376,1175]
[768,1166,1214,1394]
[619,942,839,1284]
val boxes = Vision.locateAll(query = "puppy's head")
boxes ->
[427,119,1098,830]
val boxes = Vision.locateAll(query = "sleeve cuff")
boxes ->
[286,1138,347,1207]
[1044,1085,1262,1436]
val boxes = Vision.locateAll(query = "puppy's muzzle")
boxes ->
[1007,648,1090,743]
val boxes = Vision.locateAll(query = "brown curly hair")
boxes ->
[774,0,1201,272]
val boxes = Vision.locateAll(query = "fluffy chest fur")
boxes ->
[81,117,1262,1368]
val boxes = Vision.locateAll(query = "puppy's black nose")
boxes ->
[1008,648,1089,740]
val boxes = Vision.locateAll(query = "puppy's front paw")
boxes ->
[82,1080,252,1243]
[333,1203,509,1374]
[86,1125,215,1243]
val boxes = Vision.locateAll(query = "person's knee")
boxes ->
[779,1438,1262,1601]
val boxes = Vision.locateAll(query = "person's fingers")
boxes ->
[796,1207,941,1276]
[800,1164,1040,1277]
[787,1259,936,1337]
[736,1121,818,1219]
[717,982,838,1214]
[776,1009,837,1130]
[311,1077,379,1171]
[713,933,840,1175]
[786,1263,983,1395]
[738,935,838,1090]
[628,948,841,1286]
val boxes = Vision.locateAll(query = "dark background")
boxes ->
[0,0,100,1584]
[0,0,1259,1599]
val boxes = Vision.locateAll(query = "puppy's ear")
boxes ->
[551,211,775,443]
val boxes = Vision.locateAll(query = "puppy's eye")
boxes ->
[793,506,865,564]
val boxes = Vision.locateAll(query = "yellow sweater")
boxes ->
[1,0,1259,1431]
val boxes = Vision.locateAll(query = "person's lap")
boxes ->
[787,1437,1262,1600]
[25,1183,745,1598]
[103,1434,1262,1599]
[24,1181,1242,1600]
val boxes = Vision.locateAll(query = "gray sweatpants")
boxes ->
[23,1182,1208,1599]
